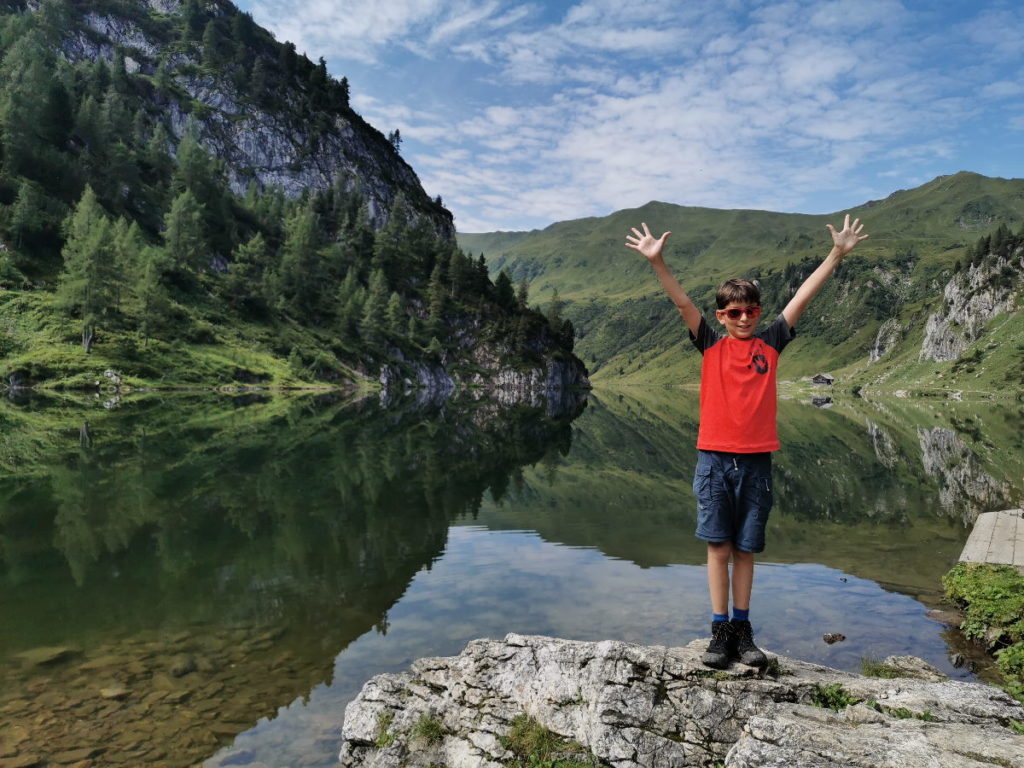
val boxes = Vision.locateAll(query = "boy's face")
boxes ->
[716,302,762,340]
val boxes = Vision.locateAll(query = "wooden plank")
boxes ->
[960,509,1024,568]
[960,512,998,563]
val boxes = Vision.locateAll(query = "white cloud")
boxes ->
[241,0,1024,231]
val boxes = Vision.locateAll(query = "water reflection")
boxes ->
[0,391,582,767]
[1,388,1021,767]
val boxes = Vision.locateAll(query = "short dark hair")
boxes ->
[716,279,760,309]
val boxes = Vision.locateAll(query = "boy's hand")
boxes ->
[625,222,671,262]
[825,214,869,258]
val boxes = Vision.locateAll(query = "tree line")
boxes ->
[0,0,572,375]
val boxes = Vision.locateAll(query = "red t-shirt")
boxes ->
[689,314,795,453]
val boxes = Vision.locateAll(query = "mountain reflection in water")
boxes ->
[0,388,1020,767]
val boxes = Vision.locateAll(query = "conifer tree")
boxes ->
[225,232,270,310]
[494,270,515,310]
[202,20,228,69]
[135,247,171,346]
[9,179,49,250]
[360,268,389,342]
[545,288,563,330]
[447,246,467,299]
[371,192,411,281]
[386,291,404,337]
[516,278,529,308]
[163,189,206,274]
[336,267,365,343]
[57,186,116,352]
[427,261,446,336]
[111,218,144,309]
[278,202,322,317]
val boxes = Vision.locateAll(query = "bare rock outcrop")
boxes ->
[920,252,1023,362]
[338,634,1024,768]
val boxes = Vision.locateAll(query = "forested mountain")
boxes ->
[460,172,1024,394]
[0,0,585,394]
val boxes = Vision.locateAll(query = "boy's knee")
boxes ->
[732,548,755,564]
[707,542,733,563]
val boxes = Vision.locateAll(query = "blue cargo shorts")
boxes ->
[693,450,773,553]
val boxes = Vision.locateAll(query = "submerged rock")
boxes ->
[14,646,79,667]
[338,633,1024,768]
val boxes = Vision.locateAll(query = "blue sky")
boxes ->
[234,0,1024,233]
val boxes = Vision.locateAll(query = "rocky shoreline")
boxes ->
[339,633,1024,768]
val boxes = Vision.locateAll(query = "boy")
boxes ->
[625,215,868,668]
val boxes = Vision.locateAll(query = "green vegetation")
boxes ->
[810,682,860,711]
[943,563,1024,701]
[860,658,902,679]
[459,172,1024,393]
[764,657,792,677]
[0,1,577,389]
[376,712,396,747]
[413,714,446,745]
[499,714,603,768]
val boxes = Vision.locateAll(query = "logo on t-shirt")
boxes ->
[750,353,769,374]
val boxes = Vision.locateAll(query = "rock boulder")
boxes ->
[338,633,1024,768]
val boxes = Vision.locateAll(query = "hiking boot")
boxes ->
[730,619,768,667]
[702,620,734,669]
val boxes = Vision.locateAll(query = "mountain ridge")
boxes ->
[457,171,1024,393]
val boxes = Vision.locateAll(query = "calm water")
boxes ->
[1,388,1021,767]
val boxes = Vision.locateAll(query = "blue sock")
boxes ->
[712,612,729,623]
[732,607,749,621]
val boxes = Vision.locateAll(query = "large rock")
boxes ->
[338,633,1024,768]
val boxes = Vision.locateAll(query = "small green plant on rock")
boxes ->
[860,657,901,679]
[810,682,860,711]
[376,711,396,747]
[413,713,446,745]
[499,714,602,768]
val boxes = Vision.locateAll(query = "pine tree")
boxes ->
[360,268,389,342]
[447,247,467,299]
[135,247,172,346]
[516,279,529,308]
[336,267,365,343]
[371,192,411,281]
[9,179,49,249]
[225,232,270,310]
[427,261,446,337]
[545,288,563,330]
[111,218,144,309]
[202,20,228,69]
[386,291,404,337]
[339,76,350,108]
[278,202,322,317]
[163,189,206,274]
[57,186,116,352]
[494,270,515,310]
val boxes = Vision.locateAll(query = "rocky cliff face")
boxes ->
[917,427,1009,523]
[380,346,590,416]
[338,633,1024,768]
[55,0,453,238]
[920,250,1023,362]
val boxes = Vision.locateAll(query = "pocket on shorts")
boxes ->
[692,462,712,503]
[753,472,773,513]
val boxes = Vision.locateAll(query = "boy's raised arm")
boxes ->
[626,222,702,337]
[782,214,869,328]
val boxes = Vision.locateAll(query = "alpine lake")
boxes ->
[1,385,1022,768]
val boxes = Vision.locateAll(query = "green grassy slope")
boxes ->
[458,172,1024,391]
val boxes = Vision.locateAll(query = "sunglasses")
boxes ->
[718,306,762,320]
